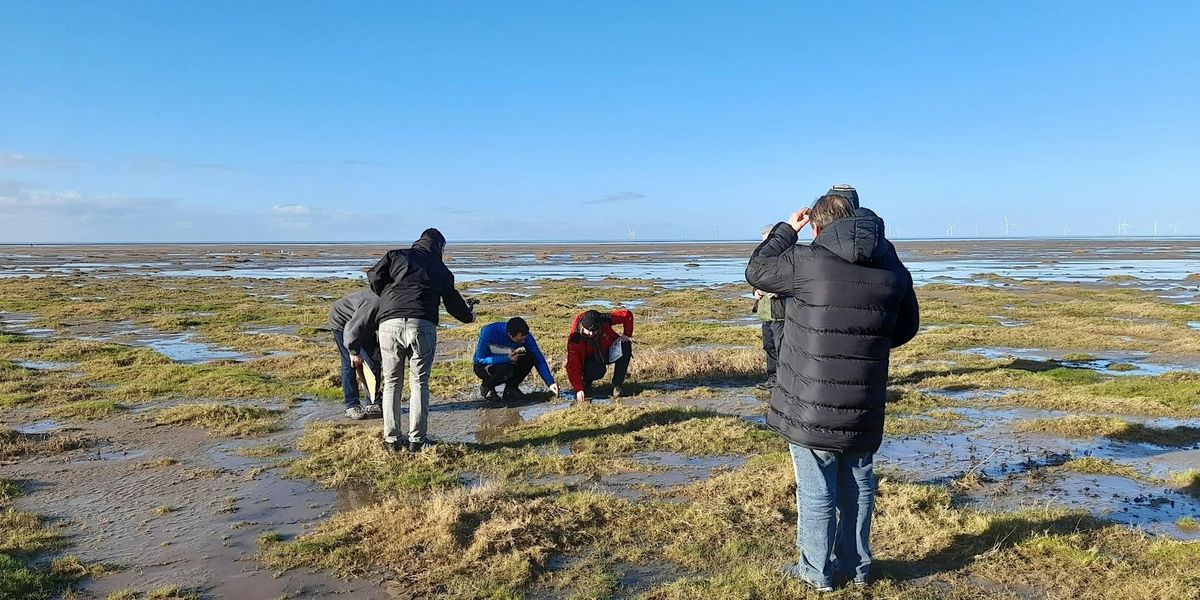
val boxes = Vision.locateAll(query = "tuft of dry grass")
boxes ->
[153,403,282,437]
[0,428,89,460]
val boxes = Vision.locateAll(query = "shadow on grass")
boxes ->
[891,358,1086,388]
[875,512,1108,582]
[475,407,715,451]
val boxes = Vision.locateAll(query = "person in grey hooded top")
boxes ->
[329,289,383,420]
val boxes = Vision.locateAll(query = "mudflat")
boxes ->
[1,239,1198,599]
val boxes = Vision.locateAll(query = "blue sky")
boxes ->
[1,1,1197,242]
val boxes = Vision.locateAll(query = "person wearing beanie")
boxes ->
[473,317,559,403]
[747,191,918,592]
[565,308,635,402]
[826,184,860,208]
[368,228,475,453]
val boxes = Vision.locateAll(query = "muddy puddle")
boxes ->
[2,411,390,599]
[881,404,1200,538]
[13,359,76,371]
[960,347,1200,376]
[75,322,250,364]
[241,324,301,336]
[13,420,64,435]
[0,311,55,338]
[971,472,1200,540]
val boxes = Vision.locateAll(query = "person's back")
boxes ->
[769,209,915,453]
[369,231,472,326]
[367,228,474,453]
[746,189,918,592]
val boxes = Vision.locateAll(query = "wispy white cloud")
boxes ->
[583,191,645,204]
[271,204,313,216]
[0,180,406,242]
[0,152,86,170]
[124,156,242,173]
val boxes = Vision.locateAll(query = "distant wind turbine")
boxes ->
[1117,219,1130,236]
[1003,216,1014,237]
[973,225,980,237]
[1172,221,1181,235]
[945,223,957,237]
[1062,222,1070,237]
[626,229,637,241]
[1153,217,1159,237]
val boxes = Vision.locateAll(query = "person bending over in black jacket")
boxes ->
[746,187,918,592]
[368,228,475,453]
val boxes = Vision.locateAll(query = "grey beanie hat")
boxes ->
[826,184,860,209]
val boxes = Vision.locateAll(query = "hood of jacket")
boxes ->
[814,208,887,265]
[411,228,446,256]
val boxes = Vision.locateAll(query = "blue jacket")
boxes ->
[473,322,555,386]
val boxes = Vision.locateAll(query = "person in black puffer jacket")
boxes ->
[746,189,918,592]
[368,228,475,453]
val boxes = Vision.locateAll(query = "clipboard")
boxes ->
[356,364,378,401]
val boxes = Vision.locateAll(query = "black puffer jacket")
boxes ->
[746,209,919,453]
[368,229,475,326]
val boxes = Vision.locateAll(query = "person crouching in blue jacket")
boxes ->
[473,317,560,403]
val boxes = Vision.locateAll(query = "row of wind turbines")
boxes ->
[941,216,1183,238]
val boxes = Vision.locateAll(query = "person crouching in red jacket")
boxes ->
[565,309,634,402]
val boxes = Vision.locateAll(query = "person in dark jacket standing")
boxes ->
[368,228,475,452]
[753,225,787,390]
[329,289,382,420]
[746,190,919,591]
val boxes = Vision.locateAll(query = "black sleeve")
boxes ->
[367,252,392,295]
[440,269,475,324]
[891,283,920,348]
[746,222,800,295]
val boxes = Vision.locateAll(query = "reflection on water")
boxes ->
[960,347,1200,376]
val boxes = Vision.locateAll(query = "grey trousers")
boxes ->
[379,317,437,444]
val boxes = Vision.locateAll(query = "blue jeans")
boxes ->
[334,329,381,409]
[788,443,876,587]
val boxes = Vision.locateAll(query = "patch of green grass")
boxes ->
[154,403,282,437]
[1170,470,1200,497]
[0,479,100,600]
[1041,367,1104,385]
[146,586,200,600]
[1177,516,1200,533]
[1058,457,1141,479]
[1013,416,1200,447]
[257,531,285,547]
[42,399,124,420]
[886,410,971,436]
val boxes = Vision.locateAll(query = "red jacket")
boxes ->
[565,309,634,391]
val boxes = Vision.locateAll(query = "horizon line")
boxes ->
[3,235,1200,246]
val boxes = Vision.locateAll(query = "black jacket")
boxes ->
[746,209,919,453]
[367,230,475,326]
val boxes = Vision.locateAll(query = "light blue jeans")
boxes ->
[788,443,876,587]
[379,317,437,444]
